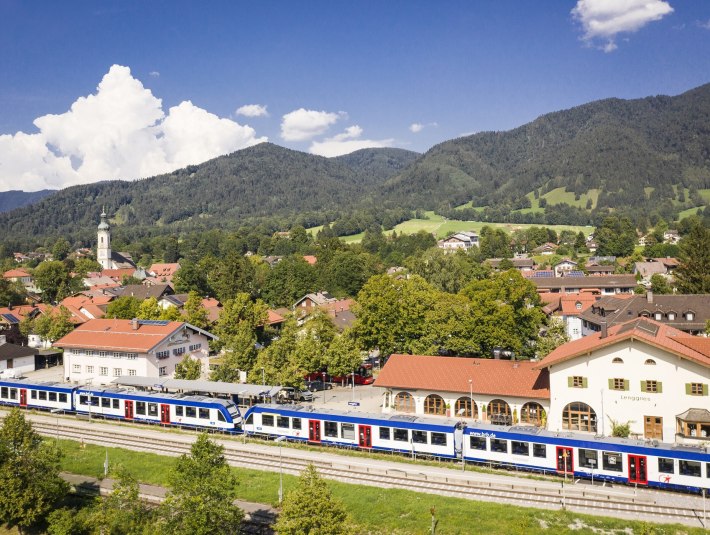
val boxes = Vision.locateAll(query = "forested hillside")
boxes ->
[381,83,710,219]
[0,190,55,213]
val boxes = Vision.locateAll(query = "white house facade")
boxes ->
[56,318,216,385]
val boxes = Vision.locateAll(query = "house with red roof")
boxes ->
[375,354,550,426]
[55,318,216,385]
[535,317,710,444]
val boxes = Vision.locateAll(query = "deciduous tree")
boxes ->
[674,222,710,294]
[105,296,141,319]
[174,356,202,380]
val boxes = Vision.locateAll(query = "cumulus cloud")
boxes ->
[309,125,395,157]
[409,122,438,133]
[0,65,266,191]
[280,108,343,141]
[236,103,269,117]
[572,0,674,52]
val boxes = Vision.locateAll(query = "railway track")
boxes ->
[28,417,710,528]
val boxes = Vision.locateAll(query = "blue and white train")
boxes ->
[242,404,710,493]
[2,378,709,493]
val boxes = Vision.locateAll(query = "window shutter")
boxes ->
[704,384,708,396]
[656,382,662,394]
[685,383,691,395]
[582,377,588,388]
[568,377,573,388]
[608,378,614,389]
[623,379,629,391]
[640,380,647,392]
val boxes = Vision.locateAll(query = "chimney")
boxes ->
[131,318,139,330]
[600,321,608,339]
[646,291,653,303]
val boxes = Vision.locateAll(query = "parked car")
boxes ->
[305,380,332,392]
[277,387,314,403]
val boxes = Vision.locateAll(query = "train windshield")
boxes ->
[226,402,240,419]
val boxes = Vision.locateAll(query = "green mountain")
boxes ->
[381,83,710,213]
[0,190,56,213]
[334,147,419,183]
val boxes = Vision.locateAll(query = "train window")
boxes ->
[101,398,110,408]
[469,436,487,450]
[658,457,674,474]
[31,390,37,399]
[490,439,507,453]
[533,444,546,458]
[91,397,100,406]
[199,408,209,419]
[578,449,598,469]
[79,395,88,405]
[511,441,529,456]
[324,421,338,438]
[186,407,197,418]
[412,430,427,444]
[245,414,253,425]
[148,403,158,417]
[0,387,7,398]
[175,406,183,417]
[262,414,274,426]
[112,399,119,409]
[9,389,17,400]
[602,452,622,472]
[217,411,226,422]
[707,463,710,478]
[49,392,57,402]
[341,423,355,440]
[379,427,391,440]
[679,460,701,477]
[277,416,290,428]
[393,429,408,442]
[59,394,67,403]
[292,418,302,430]
[135,402,146,415]
[38,391,47,401]
[431,432,447,446]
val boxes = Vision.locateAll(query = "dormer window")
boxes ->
[686,312,695,321]
[645,359,656,366]
[612,357,623,364]
[654,313,662,321]
[576,302,582,310]
[667,312,675,321]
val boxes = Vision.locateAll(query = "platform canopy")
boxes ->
[110,376,281,397]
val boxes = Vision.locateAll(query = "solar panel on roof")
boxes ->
[137,319,170,326]
[566,271,585,277]
[1,313,20,324]
[532,271,554,278]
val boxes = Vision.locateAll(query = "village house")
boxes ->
[0,335,38,378]
[530,274,637,295]
[437,231,479,253]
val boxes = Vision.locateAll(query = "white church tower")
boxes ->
[97,208,111,270]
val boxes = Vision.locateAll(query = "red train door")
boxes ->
[19,389,27,407]
[124,400,133,420]
[160,404,170,424]
[358,425,372,448]
[628,455,648,485]
[308,420,321,442]
[556,446,573,474]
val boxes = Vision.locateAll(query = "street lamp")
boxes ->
[351,369,355,402]
[275,436,286,504]
[468,379,473,418]
[50,408,61,443]
[322,372,327,404]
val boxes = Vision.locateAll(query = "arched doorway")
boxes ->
[423,394,446,416]
[562,402,597,432]
[455,396,477,418]
[520,402,544,425]
[394,392,415,413]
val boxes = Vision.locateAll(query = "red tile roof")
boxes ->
[302,255,317,265]
[266,309,285,325]
[536,318,710,370]
[149,263,181,277]
[55,319,187,352]
[375,354,550,399]
[0,304,48,321]
[3,269,31,279]
[560,293,598,316]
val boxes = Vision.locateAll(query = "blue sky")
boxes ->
[1,1,709,191]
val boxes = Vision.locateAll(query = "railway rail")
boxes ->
[22,414,710,529]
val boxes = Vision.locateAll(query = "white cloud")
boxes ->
[0,64,266,191]
[698,19,710,30]
[280,108,342,141]
[149,71,160,78]
[236,104,269,117]
[571,0,673,52]
[309,125,394,157]
[409,123,424,133]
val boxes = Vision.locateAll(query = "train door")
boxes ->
[358,425,372,448]
[124,400,134,420]
[19,389,27,407]
[628,455,648,485]
[308,420,321,442]
[556,446,573,474]
[160,404,171,425]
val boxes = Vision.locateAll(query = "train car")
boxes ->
[0,378,75,412]
[74,387,241,432]
[242,404,461,458]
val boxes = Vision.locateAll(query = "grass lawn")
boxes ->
[54,438,703,535]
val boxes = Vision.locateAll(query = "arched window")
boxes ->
[562,402,597,432]
[455,396,477,418]
[612,357,623,364]
[520,402,544,425]
[487,399,511,425]
[394,392,415,413]
[644,359,656,366]
[424,394,446,416]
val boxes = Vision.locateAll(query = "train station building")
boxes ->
[375,317,710,445]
